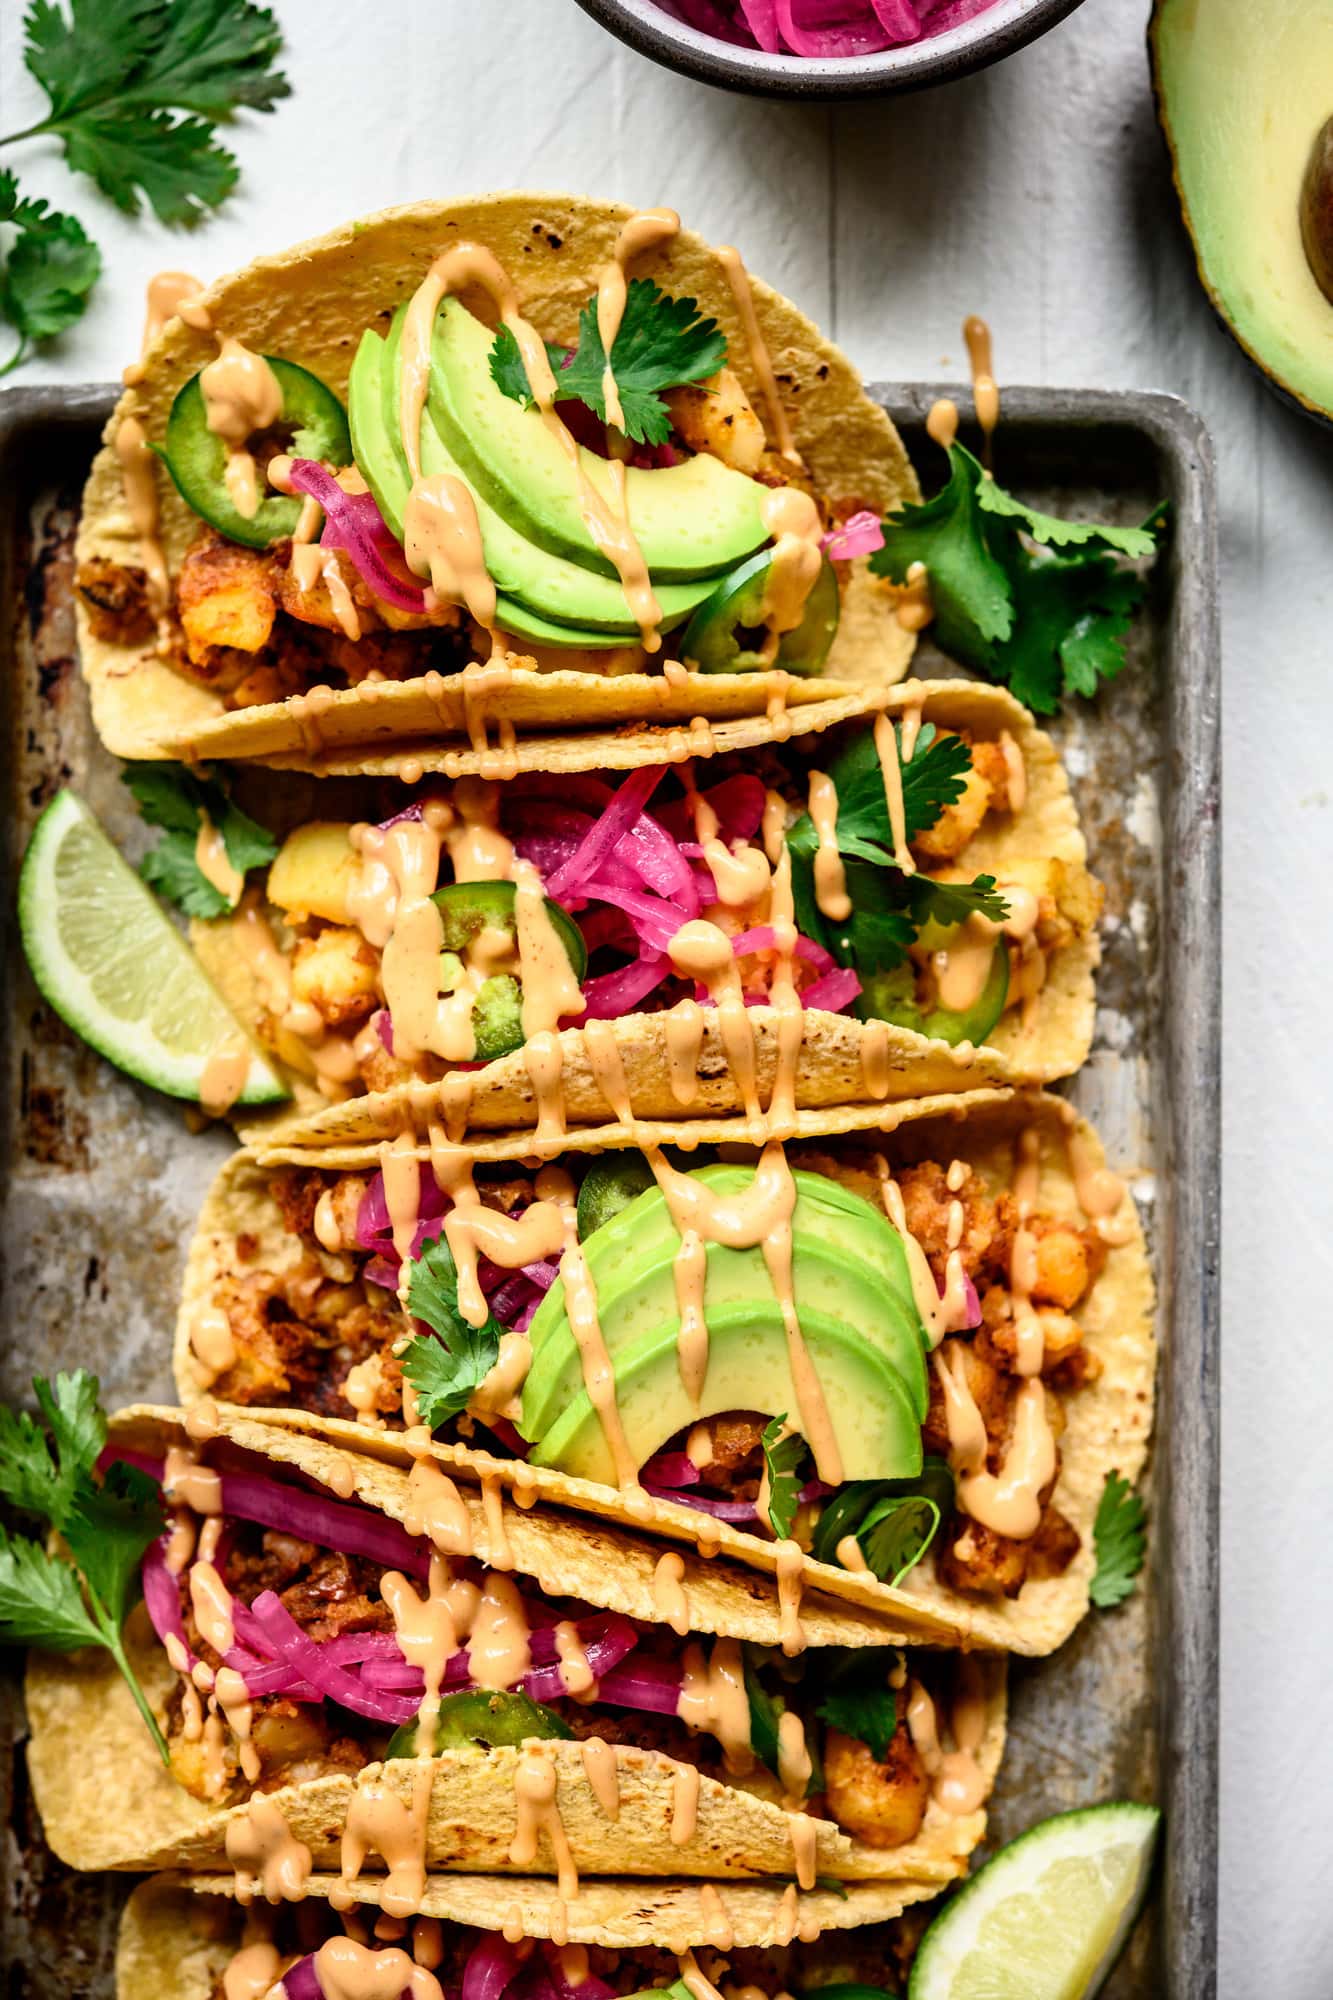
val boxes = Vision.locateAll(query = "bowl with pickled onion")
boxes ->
[572,0,1086,95]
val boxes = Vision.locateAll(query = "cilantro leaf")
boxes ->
[401,1235,502,1430]
[760,1416,805,1541]
[0,1371,169,1759]
[1089,1470,1146,1609]
[0,1528,103,1651]
[491,279,727,446]
[489,324,569,407]
[870,445,1013,670]
[743,1650,822,1796]
[62,1460,162,1619]
[0,171,100,373]
[994,534,1145,715]
[123,761,276,918]
[17,0,288,224]
[904,870,1009,932]
[871,442,1162,713]
[815,1651,900,1763]
[976,474,1160,558]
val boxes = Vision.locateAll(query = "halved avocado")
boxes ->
[531,1299,923,1491]
[521,1165,927,1448]
[1151,0,1333,424]
[350,322,714,639]
[428,297,770,580]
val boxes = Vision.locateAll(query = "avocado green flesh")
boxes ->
[681,547,841,677]
[1152,0,1333,422]
[856,942,1009,1048]
[522,1165,928,1449]
[428,297,769,581]
[531,1299,924,1491]
[351,324,713,641]
[523,1224,927,1444]
[525,1167,924,1407]
[165,358,351,550]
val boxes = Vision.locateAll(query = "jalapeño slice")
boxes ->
[162,357,351,550]
[432,880,587,1063]
[386,1689,572,1757]
[576,1152,656,1240]
[856,943,1009,1050]
[680,548,840,676]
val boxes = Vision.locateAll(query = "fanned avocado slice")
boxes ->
[428,296,769,580]
[349,321,713,639]
[530,1299,924,1492]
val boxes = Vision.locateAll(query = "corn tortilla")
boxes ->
[77,194,920,766]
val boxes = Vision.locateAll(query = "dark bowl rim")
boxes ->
[571,0,1087,98]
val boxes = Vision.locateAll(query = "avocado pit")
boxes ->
[1300,115,1333,305]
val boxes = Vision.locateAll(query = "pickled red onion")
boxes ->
[823,509,886,559]
[285,459,426,615]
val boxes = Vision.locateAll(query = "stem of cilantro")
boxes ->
[98,1613,171,1766]
[0,340,31,380]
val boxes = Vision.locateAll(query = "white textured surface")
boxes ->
[3,0,1331,1991]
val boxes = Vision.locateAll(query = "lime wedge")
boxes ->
[910,1803,1160,2000]
[18,789,287,1108]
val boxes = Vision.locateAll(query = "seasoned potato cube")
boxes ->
[664,369,766,473]
[912,739,994,861]
[177,534,277,662]
[290,927,380,1028]
[268,823,361,925]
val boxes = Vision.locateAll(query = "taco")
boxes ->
[76,194,921,771]
[186,678,1098,1144]
[26,1403,1005,1883]
[117,1870,934,1999]
[182,1089,1152,1656]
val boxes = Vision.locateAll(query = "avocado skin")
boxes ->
[1149,0,1333,428]
[521,1165,929,1487]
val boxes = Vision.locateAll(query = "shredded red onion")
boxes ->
[249,1590,422,1725]
[141,1537,197,1669]
[640,1451,702,1488]
[541,1948,615,2000]
[278,1958,325,2000]
[823,509,886,560]
[642,1481,759,1523]
[463,1937,523,2000]
[730,924,835,974]
[545,765,666,901]
[670,0,993,52]
[580,954,672,1018]
[285,459,426,615]
[799,965,863,1011]
[595,1656,687,1714]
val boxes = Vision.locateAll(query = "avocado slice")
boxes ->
[1151,0,1333,424]
[427,297,770,580]
[351,321,716,639]
[521,1166,928,1447]
[530,1298,924,1491]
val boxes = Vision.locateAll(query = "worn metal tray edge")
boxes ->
[0,380,1221,1997]
[877,383,1221,1996]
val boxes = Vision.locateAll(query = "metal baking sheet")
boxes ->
[0,382,1219,1997]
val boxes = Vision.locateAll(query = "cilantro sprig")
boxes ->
[1089,1470,1146,1609]
[814,1650,901,1763]
[871,441,1163,713]
[0,168,99,377]
[401,1235,502,1430]
[0,1371,167,1760]
[787,723,1009,978]
[123,762,276,920]
[0,0,289,371]
[760,1415,806,1541]
[491,278,727,446]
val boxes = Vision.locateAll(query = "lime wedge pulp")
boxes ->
[909,1802,1161,2000]
[18,789,287,1108]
